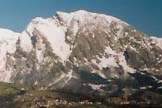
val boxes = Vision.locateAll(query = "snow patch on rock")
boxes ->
[151,37,162,49]
[26,17,72,62]
[0,28,19,82]
[20,32,33,52]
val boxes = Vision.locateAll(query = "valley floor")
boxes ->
[0,82,162,108]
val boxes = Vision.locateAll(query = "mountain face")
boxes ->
[0,10,162,105]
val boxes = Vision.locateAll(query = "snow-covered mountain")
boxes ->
[0,10,162,98]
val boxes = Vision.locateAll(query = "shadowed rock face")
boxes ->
[0,10,162,105]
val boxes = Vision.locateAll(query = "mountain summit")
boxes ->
[0,10,162,106]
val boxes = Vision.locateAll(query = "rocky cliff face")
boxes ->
[0,10,162,101]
